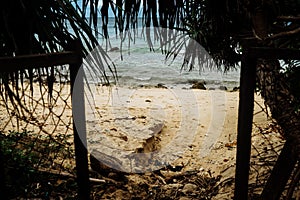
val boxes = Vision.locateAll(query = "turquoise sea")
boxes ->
[84,18,240,89]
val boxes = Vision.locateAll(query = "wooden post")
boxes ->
[234,51,256,199]
[69,40,90,200]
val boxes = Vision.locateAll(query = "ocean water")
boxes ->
[85,18,240,89]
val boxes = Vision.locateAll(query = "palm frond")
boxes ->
[0,0,115,113]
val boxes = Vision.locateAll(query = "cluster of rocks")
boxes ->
[189,80,239,92]
[135,81,240,92]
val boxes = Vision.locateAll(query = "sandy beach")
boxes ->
[83,86,272,173]
[0,83,284,198]
[0,83,268,170]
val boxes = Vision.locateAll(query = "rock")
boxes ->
[156,83,168,89]
[208,87,215,90]
[182,183,198,194]
[231,86,240,92]
[191,82,206,90]
[219,85,228,91]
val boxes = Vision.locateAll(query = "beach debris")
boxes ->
[182,183,198,195]
[88,161,224,199]
[166,164,185,172]
[110,127,118,131]
[225,141,237,149]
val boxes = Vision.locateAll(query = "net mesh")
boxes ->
[0,66,78,198]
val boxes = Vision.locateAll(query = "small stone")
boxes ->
[232,86,240,92]
[191,82,206,90]
[182,183,198,194]
[199,167,205,172]
[156,83,168,89]
[219,85,228,91]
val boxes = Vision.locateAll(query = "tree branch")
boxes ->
[277,16,300,21]
[267,26,300,40]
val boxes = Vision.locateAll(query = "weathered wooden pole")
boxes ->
[69,40,90,200]
[234,50,256,199]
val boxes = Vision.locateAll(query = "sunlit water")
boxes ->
[85,18,240,89]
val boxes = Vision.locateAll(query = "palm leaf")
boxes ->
[0,0,116,112]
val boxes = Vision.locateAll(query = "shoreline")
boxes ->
[96,81,239,91]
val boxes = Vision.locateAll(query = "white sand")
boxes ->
[0,84,279,197]
[82,86,271,174]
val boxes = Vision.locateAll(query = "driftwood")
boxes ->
[88,117,164,173]
[37,167,106,184]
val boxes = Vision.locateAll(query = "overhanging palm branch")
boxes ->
[0,0,115,114]
[2,0,300,117]
[91,0,244,71]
